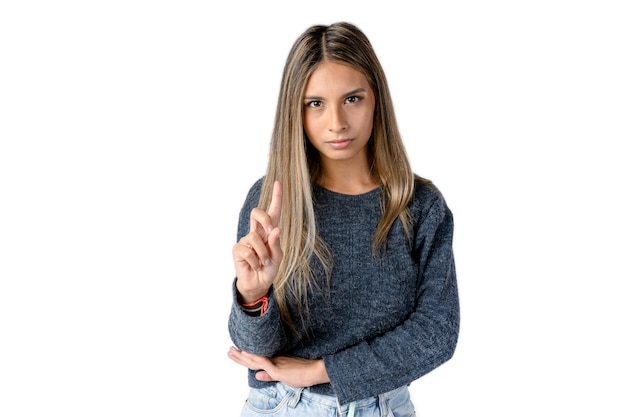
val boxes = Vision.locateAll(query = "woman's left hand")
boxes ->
[227,347,330,387]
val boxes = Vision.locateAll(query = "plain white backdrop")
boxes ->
[1,1,625,416]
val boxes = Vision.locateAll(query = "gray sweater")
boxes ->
[228,176,460,405]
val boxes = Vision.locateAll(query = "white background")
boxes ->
[1,1,625,416]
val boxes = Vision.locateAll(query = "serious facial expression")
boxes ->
[302,61,375,165]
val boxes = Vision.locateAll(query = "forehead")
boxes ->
[304,61,370,94]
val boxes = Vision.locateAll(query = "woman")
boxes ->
[227,21,459,417]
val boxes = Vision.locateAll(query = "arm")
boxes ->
[227,348,330,388]
[228,179,288,356]
[324,195,460,403]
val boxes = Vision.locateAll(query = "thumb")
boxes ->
[255,370,275,382]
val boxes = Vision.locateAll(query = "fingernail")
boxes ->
[264,258,271,266]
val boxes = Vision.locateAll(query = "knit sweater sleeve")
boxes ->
[227,178,288,356]
[323,189,460,404]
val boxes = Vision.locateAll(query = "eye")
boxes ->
[306,100,323,108]
[345,95,361,104]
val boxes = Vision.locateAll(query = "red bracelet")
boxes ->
[240,294,269,316]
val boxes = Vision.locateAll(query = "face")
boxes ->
[302,61,375,167]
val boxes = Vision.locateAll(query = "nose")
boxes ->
[328,105,347,133]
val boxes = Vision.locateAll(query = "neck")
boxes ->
[318,160,379,195]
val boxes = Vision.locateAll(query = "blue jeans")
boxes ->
[239,382,416,417]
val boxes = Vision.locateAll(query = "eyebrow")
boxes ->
[303,88,368,101]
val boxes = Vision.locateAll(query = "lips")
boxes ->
[327,138,353,149]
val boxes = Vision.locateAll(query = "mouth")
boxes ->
[326,138,353,149]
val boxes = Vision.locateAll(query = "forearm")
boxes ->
[228,349,330,388]
[310,358,331,386]
[324,296,459,403]
[228,281,287,356]
[325,215,460,405]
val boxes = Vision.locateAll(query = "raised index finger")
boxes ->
[267,180,282,227]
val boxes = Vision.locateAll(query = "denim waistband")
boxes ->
[273,381,400,415]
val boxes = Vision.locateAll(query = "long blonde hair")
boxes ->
[258,22,418,332]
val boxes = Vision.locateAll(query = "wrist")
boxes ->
[236,289,268,305]
[314,359,330,385]
[237,292,269,316]
[235,280,270,305]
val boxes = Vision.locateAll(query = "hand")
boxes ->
[233,181,283,303]
[227,347,330,388]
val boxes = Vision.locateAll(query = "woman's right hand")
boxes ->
[232,181,283,303]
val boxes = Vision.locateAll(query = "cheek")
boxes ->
[354,109,375,136]
[366,107,376,134]
[303,116,320,140]
[367,114,375,134]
